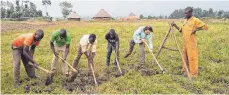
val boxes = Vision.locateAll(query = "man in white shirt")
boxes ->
[72,34,97,70]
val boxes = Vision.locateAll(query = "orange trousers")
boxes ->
[182,34,198,78]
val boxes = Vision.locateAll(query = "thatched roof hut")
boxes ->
[127,12,140,21]
[67,12,81,21]
[92,9,112,21]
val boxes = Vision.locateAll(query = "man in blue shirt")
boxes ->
[124,26,153,64]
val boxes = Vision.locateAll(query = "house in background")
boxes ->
[127,12,140,21]
[67,12,81,21]
[92,9,112,21]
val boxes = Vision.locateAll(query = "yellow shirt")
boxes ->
[79,34,97,53]
[180,16,208,44]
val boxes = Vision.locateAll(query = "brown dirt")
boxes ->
[213,88,225,94]
[1,21,56,32]
[212,77,227,84]
[24,85,30,93]
[20,66,127,93]
[22,63,162,93]
[23,64,162,93]
[22,76,54,93]
[128,64,160,76]
[62,67,128,93]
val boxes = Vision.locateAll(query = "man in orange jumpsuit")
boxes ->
[172,7,208,78]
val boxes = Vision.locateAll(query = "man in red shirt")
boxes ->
[11,29,44,87]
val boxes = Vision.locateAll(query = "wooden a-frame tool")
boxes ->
[152,22,191,80]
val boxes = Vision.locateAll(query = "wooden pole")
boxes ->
[87,44,98,85]
[28,63,49,73]
[57,55,78,73]
[169,23,191,80]
[114,49,123,75]
[155,28,172,58]
[90,63,98,85]
[143,41,165,73]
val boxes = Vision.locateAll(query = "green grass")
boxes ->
[1,20,229,94]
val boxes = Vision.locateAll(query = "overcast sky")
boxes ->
[3,0,229,18]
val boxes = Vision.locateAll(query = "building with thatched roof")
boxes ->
[67,12,81,21]
[129,12,136,16]
[92,9,112,21]
[127,12,140,21]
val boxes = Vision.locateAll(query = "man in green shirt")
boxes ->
[50,29,71,77]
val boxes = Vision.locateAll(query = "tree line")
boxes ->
[1,0,43,19]
[169,7,229,19]
[140,7,229,19]
[1,0,73,20]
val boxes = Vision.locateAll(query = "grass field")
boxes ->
[1,20,229,94]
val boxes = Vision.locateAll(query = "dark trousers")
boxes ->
[12,48,36,85]
[106,42,119,66]
[125,39,145,64]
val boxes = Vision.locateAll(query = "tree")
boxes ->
[223,11,229,18]
[1,0,42,19]
[1,7,6,18]
[209,8,214,17]
[202,10,209,17]
[11,11,22,18]
[1,1,7,18]
[140,14,144,19]
[193,7,202,18]
[6,2,14,18]
[15,0,20,12]
[59,1,73,18]
[217,10,224,18]
[159,15,164,19]
[28,1,43,17]
[37,10,42,17]
[42,0,51,16]
[29,2,37,17]
[148,15,152,19]
[169,9,184,19]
